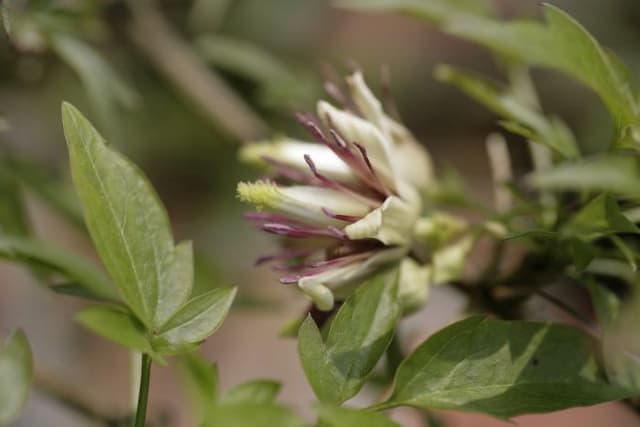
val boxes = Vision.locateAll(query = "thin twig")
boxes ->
[485,132,513,214]
[126,0,268,141]
[534,289,594,328]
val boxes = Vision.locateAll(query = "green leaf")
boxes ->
[220,380,281,405]
[567,238,595,272]
[316,404,400,427]
[153,287,237,353]
[298,268,400,403]
[61,102,191,328]
[197,35,292,85]
[203,403,306,427]
[336,0,493,24]
[0,330,32,426]
[177,352,218,422]
[75,305,160,361]
[382,316,633,419]
[189,0,231,32]
[527,155,640,198]
[563,194,639,239]
[434,64,578,158]
[341,2,638,138]
[195,35,316,109]
[609,235,638,272]
[444,5,638,134]
[0,234,117,301]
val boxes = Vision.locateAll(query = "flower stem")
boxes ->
[133,353,152,427]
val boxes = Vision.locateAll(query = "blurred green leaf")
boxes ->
[337,0,493,24]
[0,157,28,236]
[434,64,578,158]
[380,316,632,418]
[203,402,306,427]
[189,0,231,32]
[0,330,32,426]
[0,0,47,52]
[220,380,281,405]
[342,2,638,139]
[298,268,400,403]
[196,35,316,109]
[9,158,84,229]
[153,287,237,353]
[609,235,638,272]
[177,352,218,422]
[315,404,400,427]
[62,102,192,328]
[563,194,639,239]
[76,305,162,362]
[53,36,139,131]
[528,155,640,198]
[586,258,636,285]
[568,238,595,272]
[50,282,115,302]
[197,35,291,84]
[446,5,639,136]
[0,234,116,301]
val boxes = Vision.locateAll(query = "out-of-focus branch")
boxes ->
[126,1,268,141]
[485,132,513,214]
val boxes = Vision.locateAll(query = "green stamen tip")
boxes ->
[236,180,282,210]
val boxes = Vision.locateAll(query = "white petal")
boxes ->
[237,180,371,226]
[240,139,356,184]
[298,247,406,310]
[317,100,397,191]
[346,72,435,191]
[389,129,435,191]
[298,279,334,311]
[345,71,388,134]
[344,196,419,246]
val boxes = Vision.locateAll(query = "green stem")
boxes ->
[133,353,152,427]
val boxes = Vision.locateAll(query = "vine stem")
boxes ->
[133,353,152,427]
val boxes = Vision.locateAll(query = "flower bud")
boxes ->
[432,235,475,284]
[398,258,431,313]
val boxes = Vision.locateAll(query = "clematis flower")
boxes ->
[237,71,463,311]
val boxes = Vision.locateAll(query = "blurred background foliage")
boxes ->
[3,0,640,425]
